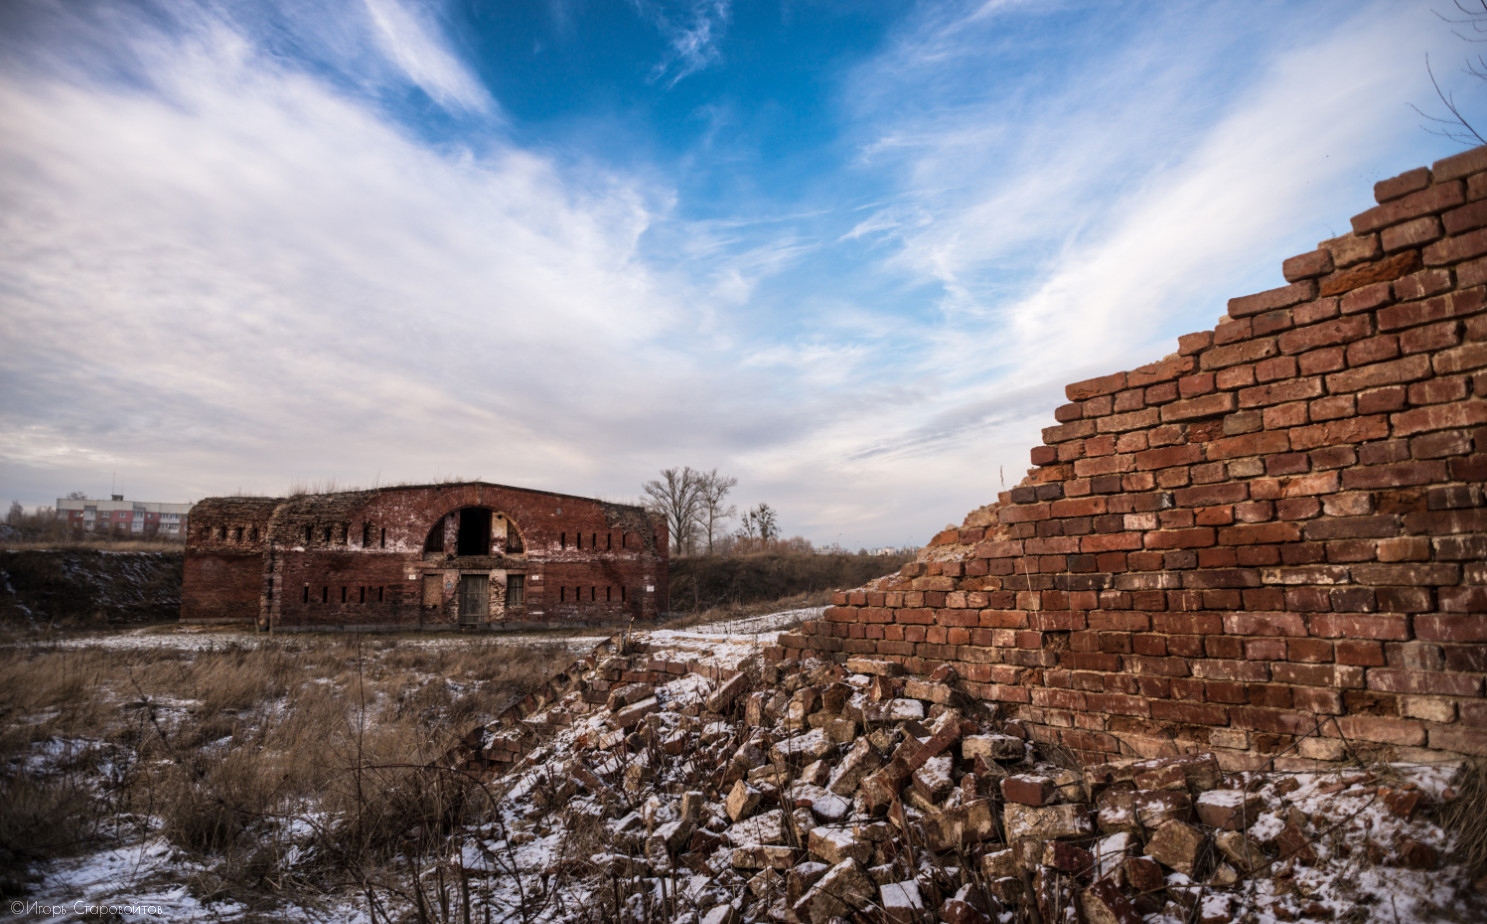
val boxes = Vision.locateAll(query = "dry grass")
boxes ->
[0,635,571,907]
[0,539,183,552]
[1443,757,1487,883]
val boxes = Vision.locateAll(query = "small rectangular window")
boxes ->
[606,585,612,601]
[591,533,597,549]
[606,533,612,550]
[305,525,313,544]
[560,586,565,602]
[322,586,328,603]
[621,586,627,602]
[508,574,525,607]
[323,526,331,543]
[303,585,309,603]
[378,586,384,602]
[560,532,566,550]
[341,586,347,603]
[360,586,366,603]
[380,528,386,549]
[362,523,371,547]
[590,586,595,602]
[232,526,243,541]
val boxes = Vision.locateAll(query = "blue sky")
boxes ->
[0,0,1481,548]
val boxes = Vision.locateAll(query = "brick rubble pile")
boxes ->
[455,630,1481,923]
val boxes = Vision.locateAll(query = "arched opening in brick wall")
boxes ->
[422,507,526,557]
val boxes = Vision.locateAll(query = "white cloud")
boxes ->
[642,0,732,87]
[361,0,494,113]
[0,0,1474,550]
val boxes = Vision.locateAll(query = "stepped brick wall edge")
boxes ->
[772,145,1487,770]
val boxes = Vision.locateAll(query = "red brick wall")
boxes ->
[776,146,1487,769]
[183,483,668,630]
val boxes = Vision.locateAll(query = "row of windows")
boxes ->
[208,521,636,551]
[212,525,259,542]
[303,585,388,604]
[559,531,629,551]
[557,585,626,603]
[301,523,388,548]
[294,580,627,606]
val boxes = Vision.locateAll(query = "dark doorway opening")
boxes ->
[457,508,491,556]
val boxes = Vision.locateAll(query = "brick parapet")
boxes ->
[778,147,1487,768]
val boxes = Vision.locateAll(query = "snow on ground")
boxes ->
[1,604,823,654]
[1,837,375,924]
[5,625,610,652]
[658,606,823,639]
[15,605,1476,922]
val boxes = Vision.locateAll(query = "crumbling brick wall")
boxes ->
[183,482,669,630]
[776,146,1487,768]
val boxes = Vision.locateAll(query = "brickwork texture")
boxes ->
[775,146,1487,769]
[182,482,668,630]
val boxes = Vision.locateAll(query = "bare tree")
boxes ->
[696,470,737,554]
[753,503,778,542]
[746,504,776,541]
[6,501,22,527]
[1415,2,1487,145]
[737,508,758,542]
[642,467,703,556]
[733,502,780,552]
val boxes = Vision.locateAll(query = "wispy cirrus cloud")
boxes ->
[778,0,1472,521]
[362,0,494,113]
[638,0,732,87]
[0,0,1475,551]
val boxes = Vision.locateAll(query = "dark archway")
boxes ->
[423,507,525,557]
[457,508,491,556]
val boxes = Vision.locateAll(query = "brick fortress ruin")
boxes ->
[775,145,1487,767]
[181,482,668,631]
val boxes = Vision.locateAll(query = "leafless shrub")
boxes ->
[0,633,566,914]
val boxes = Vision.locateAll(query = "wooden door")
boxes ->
[458,574,487,624]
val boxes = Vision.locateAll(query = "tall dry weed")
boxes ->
[0,632,567,909]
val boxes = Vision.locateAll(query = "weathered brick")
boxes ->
[1391,401,1487,436]
[1352,181,1465,234]
[1067,372,1128,402]
[1228,281,1318,319]
[1424,227,1487,266]
[1394,268,1455,302]
[1278,315,1372,355]
[1434,342,1487,374]
[1339,281,1394,315]
[1160,392,1236,422]
[1325,354,1432,393]
[1283,249,1334,281]
[1381,216,1443,253]
[1444,198,1487,235]
[1378,287,1486,331]
[1375,167,1432,203]
[1320,251,1423,298]
[1434,147,1487,182]
[1322,232,1382,268]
